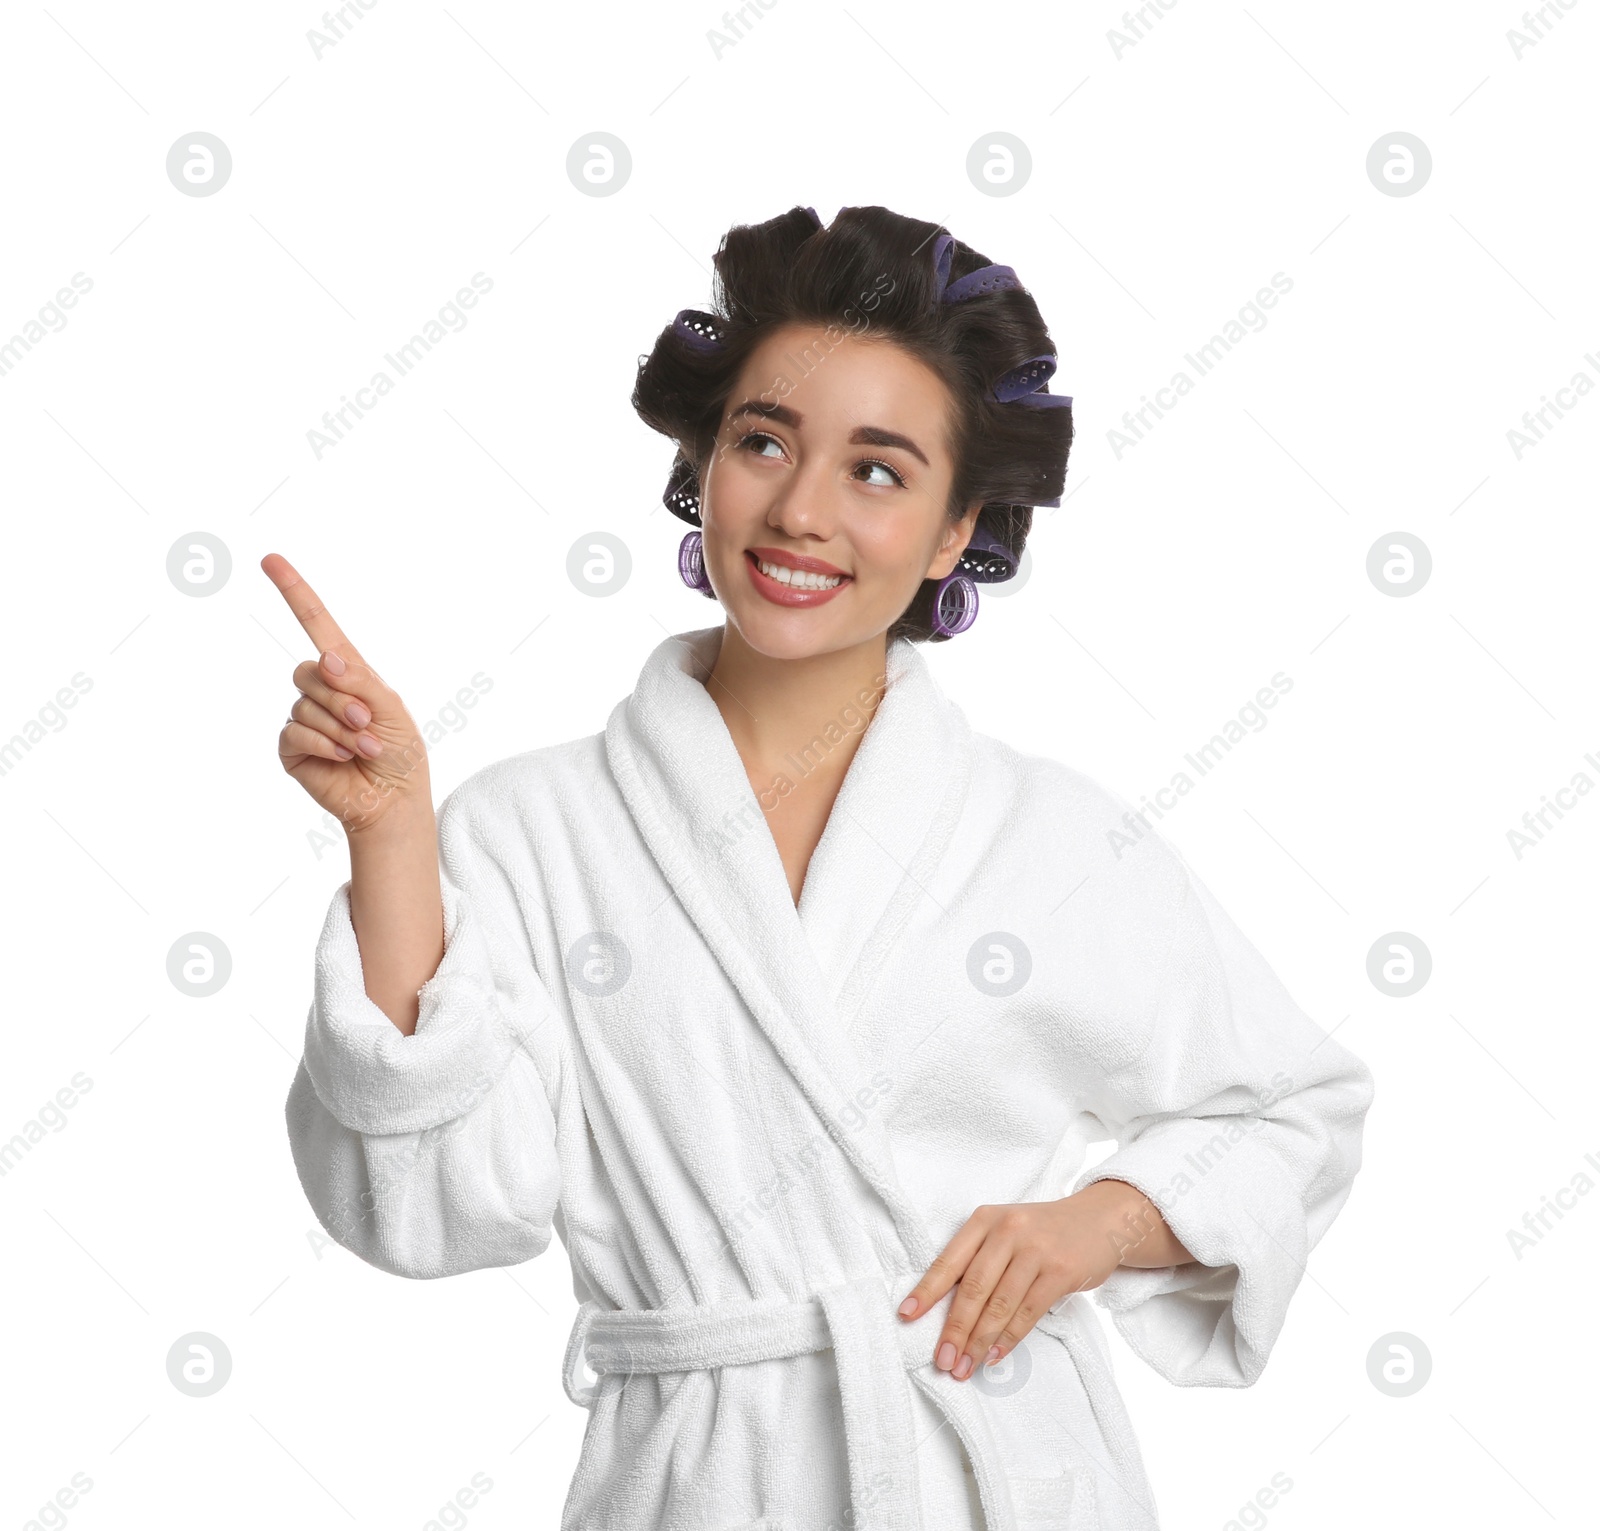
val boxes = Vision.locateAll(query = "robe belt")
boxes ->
[561,1272,1028,1531]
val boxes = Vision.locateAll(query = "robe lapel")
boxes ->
[602,624,974,1272]
[794,634,975,1029]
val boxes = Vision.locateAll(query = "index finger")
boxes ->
[261,552,366,666]
[898,1210,992,1320]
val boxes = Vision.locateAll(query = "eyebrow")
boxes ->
[726,399,931,468]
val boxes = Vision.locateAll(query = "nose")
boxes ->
[763,459,840,543]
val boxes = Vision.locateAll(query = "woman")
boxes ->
[272,205,1373,1531]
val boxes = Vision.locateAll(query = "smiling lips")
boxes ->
[744,547,852,607]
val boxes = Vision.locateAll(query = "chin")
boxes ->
[723,601,884,664]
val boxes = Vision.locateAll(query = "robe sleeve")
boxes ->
[1070,858,1374,1387]
[284,783,564,1280]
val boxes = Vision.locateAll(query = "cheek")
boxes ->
[702,453,762,529]
[848,518,944,583]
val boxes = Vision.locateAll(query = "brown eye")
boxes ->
[737,431,784,459]
[856,458,906,488]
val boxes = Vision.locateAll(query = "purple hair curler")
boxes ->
[956,523,1019,583]
[678,530,717,598]
[930,571,979,637]
[673,309,725,352]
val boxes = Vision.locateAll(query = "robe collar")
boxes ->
[603,624,975,1271]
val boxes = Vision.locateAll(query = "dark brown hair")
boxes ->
[631,204,1074,643]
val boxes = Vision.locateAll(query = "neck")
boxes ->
[702,623,891,783]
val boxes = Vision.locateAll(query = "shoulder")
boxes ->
[967,727,1193,923]
[968,726,1164,843]
[435,731,612,841]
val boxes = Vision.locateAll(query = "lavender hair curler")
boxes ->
[678,530,717,598]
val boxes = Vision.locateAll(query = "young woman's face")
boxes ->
[697,321,980,660]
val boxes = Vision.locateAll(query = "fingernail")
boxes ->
[356,734,383,757]
[345,701,371,727]
[323,649,346,676]
[953,1354,973,1380]
[898,1297,918,1317]
[333,744,354,759]
[936,1342,956,1371]
[985,1346,1001,1366]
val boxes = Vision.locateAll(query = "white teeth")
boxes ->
[756,558,842,590]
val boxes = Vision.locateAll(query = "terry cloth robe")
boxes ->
[285,624,1374,1531]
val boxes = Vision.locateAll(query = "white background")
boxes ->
[1,2,1595,1527]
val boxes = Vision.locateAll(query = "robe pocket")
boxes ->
[1008,1465,1097,1530]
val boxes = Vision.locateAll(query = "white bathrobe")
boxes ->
[285,624,1373,1531]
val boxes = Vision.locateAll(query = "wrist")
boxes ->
[1079,1176,1197,1269]
[345,796,439,890]
[1074,1177,1163,1264]
[344,780,436,842]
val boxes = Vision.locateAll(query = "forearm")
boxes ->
[1074,1176,1196,1268]
[347,793,444,1036]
